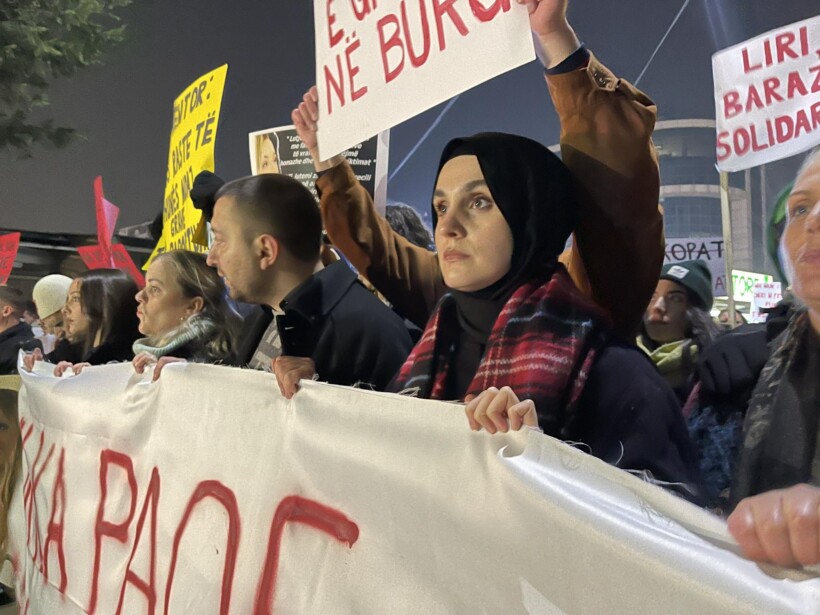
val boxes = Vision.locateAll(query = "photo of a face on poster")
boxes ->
[249,125,389,213]
[253,132,281,175]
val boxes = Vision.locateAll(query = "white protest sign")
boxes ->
[751,281,783,322]
[665,236,727,296]
[713,15,820,172]
[313,0,534,159]
[731,268,774,303]
[11,362,820,614]
[248,125,390,212]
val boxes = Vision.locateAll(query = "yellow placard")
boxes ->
[145,64,228,269]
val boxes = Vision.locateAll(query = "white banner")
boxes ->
[713,15,820,172]
[10,362,820,614]
[313,0,534,159]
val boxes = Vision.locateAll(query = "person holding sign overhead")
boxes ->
[294,0,663,341]
[382,132,701,496]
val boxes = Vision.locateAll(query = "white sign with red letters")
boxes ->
[313,0,534,159]
[713,15,820,172]
[10,361,820,613]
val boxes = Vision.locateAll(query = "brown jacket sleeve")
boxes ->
[320,53,662,336]
[317,163,445,328]
[548,53,663,338]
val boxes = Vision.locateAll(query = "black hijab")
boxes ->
[431,132,578,396]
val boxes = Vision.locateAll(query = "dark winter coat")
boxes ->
[574,339,704,502]
[0,322,34,375]
[234,261,414,391]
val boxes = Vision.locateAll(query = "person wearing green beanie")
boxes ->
[637,260,721,404]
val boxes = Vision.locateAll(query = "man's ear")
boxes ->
[258,234,280,271]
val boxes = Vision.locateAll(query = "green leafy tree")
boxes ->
[0,0,131,156]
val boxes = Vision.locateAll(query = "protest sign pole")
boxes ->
[719,171,737,328]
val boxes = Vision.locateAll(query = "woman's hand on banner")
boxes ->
[22,348,43,372]
[464,386,538,434]
[272,356,318,400]
[134,352,187,381]
[728,484,820,567]
[133,351,158,375]
[54,361,90,377]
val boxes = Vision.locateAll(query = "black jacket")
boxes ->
[0,322,34,375]
[575,340,704,503]
[234,261,414,391]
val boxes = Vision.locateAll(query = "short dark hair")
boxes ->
[0,287,25,314]
[215,174,322,263]
[77,269,139,355]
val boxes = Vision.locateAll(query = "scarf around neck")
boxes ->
[132,314,218,359]
[391,266,610,438]
[731,310,820,505]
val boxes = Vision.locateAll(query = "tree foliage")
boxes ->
[0,0,131,156]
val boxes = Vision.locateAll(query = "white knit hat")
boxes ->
[32,274,72,319]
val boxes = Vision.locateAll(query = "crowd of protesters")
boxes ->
[0,0,817,598]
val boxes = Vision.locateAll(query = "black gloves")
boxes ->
[698,325,769,408]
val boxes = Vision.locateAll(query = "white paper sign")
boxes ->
[713,15,820,172]
[751,281,783,322]
[313,0,535,159]
[665,236,727,296]
[10,362,820,614]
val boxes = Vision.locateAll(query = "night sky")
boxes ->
[0,0,816,235]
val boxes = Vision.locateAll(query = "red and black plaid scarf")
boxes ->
[392,266,611,437]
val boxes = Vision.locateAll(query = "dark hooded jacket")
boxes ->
[0,322,34,375]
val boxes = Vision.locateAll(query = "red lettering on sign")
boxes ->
[89,450,138,615]
[324,55,346,115]
[253,495,359,615]
[345,38,368,101]
[378,13,405,83]
[762,77,784,105]
[723,91,741,119]
[401,0,431,68]
[716,131,731,161]
[432,0,469,51]
[23,433,54,560]
[164,481,240,615]
[116,467,161,615]
[327,0,344,47]
[469,0,511,21]
[42,449,67,593]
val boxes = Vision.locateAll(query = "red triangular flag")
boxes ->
[93,176,119,259]
[78,244,145,288]
[0,232,21,285]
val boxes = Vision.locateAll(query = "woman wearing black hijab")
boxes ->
[391,133,702,496]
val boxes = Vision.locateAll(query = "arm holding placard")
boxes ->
[294,91,443,328]
[533,0,663,339]
[297,0,662,337]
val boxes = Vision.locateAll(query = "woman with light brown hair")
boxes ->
[132,250,239,379]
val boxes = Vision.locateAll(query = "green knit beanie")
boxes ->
[660,260,713,310]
